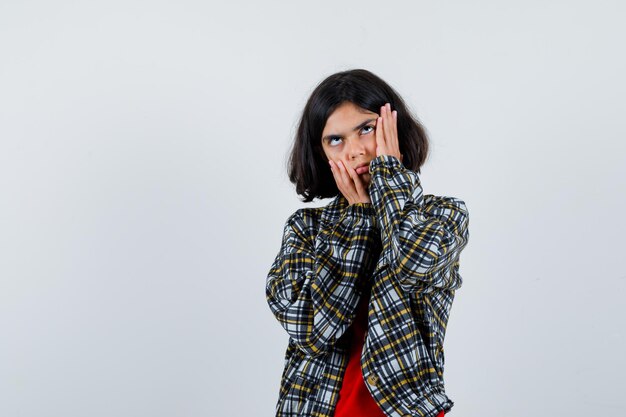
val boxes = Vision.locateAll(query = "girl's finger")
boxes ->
[336,160,352,188]
[345,163,359,183]
[330,159,341,180]
[352,171,367,196]
[346,162,367,197]
[330,160,348,195]
[375,115,384,152]
[330,160,343,184]
[383,104,394,150]
[338,160,360,196]
[390,109,399,154]
[384,104,400,160]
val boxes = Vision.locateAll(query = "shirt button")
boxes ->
[366,374,379,385]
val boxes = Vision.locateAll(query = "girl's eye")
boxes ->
[362,125,374,134]
[328,137,342,146]
[327,125,374,147]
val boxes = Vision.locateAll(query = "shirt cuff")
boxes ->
[368,154,403,174]
[346,202,376,217]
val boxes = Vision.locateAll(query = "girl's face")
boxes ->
[321,101,379,186]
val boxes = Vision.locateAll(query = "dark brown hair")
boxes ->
[287,68,430,202]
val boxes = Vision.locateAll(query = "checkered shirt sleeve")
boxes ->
[266,203,380,357]
[368,154,470,293]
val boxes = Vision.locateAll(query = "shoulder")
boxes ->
[280,206,325,244]
[283,207,323,228]
[284,195,344,231]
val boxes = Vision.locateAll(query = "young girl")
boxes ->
[265,69,469,417]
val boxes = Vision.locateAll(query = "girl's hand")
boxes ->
[375,103,403,164]
[328,159,371,205]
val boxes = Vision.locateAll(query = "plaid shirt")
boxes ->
[266,154,470,417]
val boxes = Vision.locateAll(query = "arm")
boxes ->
[368,154,470,293]
[265,203,380,357]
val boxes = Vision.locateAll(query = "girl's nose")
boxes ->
[345,137,365,159]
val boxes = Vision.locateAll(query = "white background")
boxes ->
[1,1,625,416]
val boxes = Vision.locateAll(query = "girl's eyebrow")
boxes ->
[322,118,377,142]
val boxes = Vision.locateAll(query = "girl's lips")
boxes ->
[356,165,369,175]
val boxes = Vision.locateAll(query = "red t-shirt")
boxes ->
[333,291,445,417]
